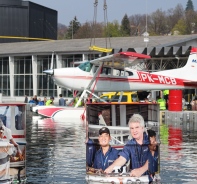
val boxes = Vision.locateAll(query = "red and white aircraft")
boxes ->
[44,47,197,92]
[39,47,197,120]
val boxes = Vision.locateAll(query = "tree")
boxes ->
[74,22,104,39]
[57,23,67,40]
[129,14,147,36]
[149,9,167,35]
[185,10,197,34]
[166,4,184,34]
[172,18,187,35]
[185,0,194,11]
[66,16,81,39]
[121,14,131,36]
[104,20,121,37]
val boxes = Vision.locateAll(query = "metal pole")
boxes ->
[72,20,73,39]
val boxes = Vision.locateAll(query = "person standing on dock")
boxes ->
[163,90,169,109]
[104,114,151,178]
[46,96,54,106]
[156,96,166,110]
[59,94,65,106]
[24,95,28,103]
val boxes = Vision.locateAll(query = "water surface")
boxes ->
[26,114,197,183]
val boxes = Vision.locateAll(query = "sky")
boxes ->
[29,0,197,26]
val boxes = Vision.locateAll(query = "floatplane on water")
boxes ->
[39,47,197,120]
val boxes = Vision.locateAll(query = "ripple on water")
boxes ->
[26,116,197,183]
[26,117,86,184]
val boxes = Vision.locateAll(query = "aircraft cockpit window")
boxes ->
[93,66,111,74]
[127,71,133,76]
[112,69,133,76]
[78,61,93,72]
[101,67,111,75]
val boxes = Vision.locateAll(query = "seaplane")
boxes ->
[39,47,197,120]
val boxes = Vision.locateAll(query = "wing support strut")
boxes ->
[74,62,107,108]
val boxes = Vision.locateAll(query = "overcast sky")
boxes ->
[29,0,197,26]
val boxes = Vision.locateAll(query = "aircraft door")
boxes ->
[110,69,123,91]
[95,67,111,91]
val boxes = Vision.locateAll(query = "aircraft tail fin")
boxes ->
[155,47,197,81]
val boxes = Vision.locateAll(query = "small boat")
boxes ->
[85,102,161,183]
[36,106,85,120]
[32,105,66,113]
[0,103,27,184]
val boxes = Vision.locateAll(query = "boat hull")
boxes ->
[37,107,85,120]
[86,174,149,183]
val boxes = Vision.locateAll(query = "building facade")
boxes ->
[0,52,99,101]
[0,35,197,101]
[0,0,57,43]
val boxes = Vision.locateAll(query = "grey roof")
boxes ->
[0,34,197,56]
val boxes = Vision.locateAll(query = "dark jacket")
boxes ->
[119,133,151,175]
[93,146,119,170]
[86,139,96,167]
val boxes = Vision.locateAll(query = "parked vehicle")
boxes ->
[100,92,138,102]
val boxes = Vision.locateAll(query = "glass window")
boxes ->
[0,60,2,74]
[78,61,93,72]
[14,57,32,74]
[24,90,33,96]
[100,96,110,101]
[19,60,25,74]
[0,58,9,74]
[25,75,33,89]
[111,95,127,102]
[101,67,111,75]
[25,59,32,74]
[14,75,33,97]
[37,55,56,74]
[62,54,83,67]
[88,54,100,60]
[37,74,57,97]
[0,75,10,96]
[15,106,25,130]
[131,94,138,102]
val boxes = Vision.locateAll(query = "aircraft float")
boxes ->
[38,47,197,119]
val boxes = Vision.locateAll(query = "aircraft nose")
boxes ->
[43,69,54,75]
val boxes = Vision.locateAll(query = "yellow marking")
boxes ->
[0,36,54,41]
[89,45,112,53]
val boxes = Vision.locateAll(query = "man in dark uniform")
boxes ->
[104,114,151,178]
[147,129,159,181]
[93,127,119,170]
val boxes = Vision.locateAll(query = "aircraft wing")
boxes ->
[90,52,151,68]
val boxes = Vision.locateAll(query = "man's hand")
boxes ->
[104,166,114,174]
[130,168,143,177]
[130,160,149,177]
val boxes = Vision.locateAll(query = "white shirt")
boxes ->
[0,139,14,180]
[2,126,13,141]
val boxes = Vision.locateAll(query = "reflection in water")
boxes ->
[25,113,197,183]
[26,115,86,184]
[160,122,197,183]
